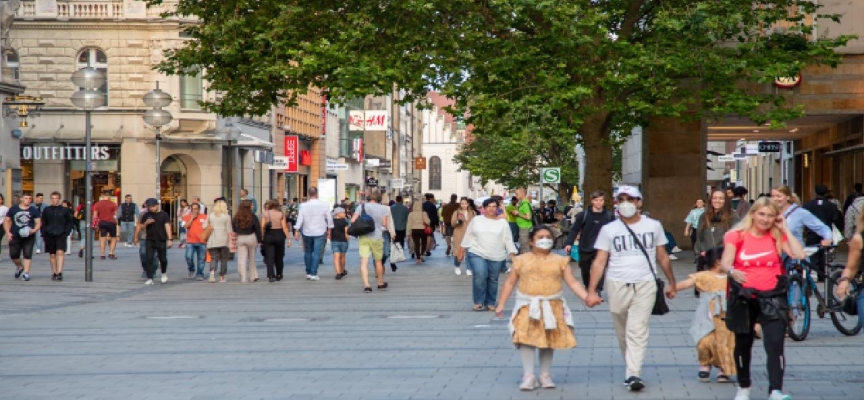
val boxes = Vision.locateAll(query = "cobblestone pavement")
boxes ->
[0,238,862,400]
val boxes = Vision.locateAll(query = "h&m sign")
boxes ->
[21,145,113,161]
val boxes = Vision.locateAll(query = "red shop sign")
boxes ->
[284,135,299,173]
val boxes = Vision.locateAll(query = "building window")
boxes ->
[76,48,108,106]
[429,156,442,190]
[180,73,203,110]
[5,50,19,81]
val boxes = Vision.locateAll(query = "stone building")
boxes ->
[9,0,273,222]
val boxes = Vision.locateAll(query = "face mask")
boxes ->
[618,202,638,218]
[535,238,554,250]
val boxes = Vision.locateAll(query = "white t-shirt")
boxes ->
[594,217,668,283]
[0,205,8,225]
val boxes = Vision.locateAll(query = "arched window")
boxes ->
[429,156,442,190]
[76,48,108,106]
[5,50,19,81]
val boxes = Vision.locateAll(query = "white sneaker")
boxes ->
[466,270,473,276]
[306,275,312,280]
[161,273,168,284]
[310,275,320,281]
[734,387,751,400]
[672,246,682,253]
[454,267,462,275]
[36,249,41,254]
[768,390,791,400]
[144,279,153,285]
[668,254,679,260]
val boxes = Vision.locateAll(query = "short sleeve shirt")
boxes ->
[331,218,349,243]
[140,211,171,242]
[93,200,118,224]
[725,230,786,292]
[355,203,389,240]
[594,217,668,283]
[182,213,209,243]
[5,205,40,238]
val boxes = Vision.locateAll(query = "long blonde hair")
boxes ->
[211,200,228,217]
[772,185,800,206]
[731,197,784,254]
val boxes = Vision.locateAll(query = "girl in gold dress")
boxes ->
[496,226,589,391]
[675,246,736,383]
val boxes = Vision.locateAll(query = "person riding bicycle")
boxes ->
[836,208,864,318]
[770,186,832,275]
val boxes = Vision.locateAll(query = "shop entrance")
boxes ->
[160,155,188,228]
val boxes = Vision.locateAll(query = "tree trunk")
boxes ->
[580,115,614,208]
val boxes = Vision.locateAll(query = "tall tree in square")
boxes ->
[148,0,852,196]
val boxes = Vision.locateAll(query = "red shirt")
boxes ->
[725,230,787,292]
[93,200,117,224]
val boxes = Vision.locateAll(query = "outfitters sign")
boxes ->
[21,145,113,161]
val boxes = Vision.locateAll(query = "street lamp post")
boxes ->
[142,83,173,201]
[222,121,242,210]
[71,68,106,282]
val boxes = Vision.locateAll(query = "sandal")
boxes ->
[108,254,117,260]
[716,374,730,383]
[473,304,484,311]
[698,371,710,382]
[487,305,496,311]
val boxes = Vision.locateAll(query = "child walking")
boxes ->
[675,246,736,383]
[331,207,350,279]
[496,226,589,391]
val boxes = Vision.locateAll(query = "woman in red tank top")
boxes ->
[720,197,804,400]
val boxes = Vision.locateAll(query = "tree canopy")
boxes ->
[149,0,852,198]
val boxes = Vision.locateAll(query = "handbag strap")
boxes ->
[620,220,658,280]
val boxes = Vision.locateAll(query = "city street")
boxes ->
[0,241,862,400]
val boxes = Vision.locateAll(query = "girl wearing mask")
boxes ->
[721,197,805,400]
[495,226,589,391]
[450,197,475,276]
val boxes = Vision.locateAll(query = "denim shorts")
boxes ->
[331,241,349,253]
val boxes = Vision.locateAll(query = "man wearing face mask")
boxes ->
[584,186,677,392]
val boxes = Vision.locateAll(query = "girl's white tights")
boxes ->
[519,345,554,375]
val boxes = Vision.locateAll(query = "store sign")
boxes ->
[366,177,378,187]
[717,154,736,162]
[758,141,782,153]
[348,110,389,131]
[391,178,405,189]
[284,135,299,173]
[352,138,364,162]
[21,145,113,161]
[773,73,802,89]
[378,159,392,169]
[269,156,288,170]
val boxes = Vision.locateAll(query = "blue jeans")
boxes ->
[185,243,207,276]
[467,252,506,307]
[381,232,391,262]
[139,241,157,271]
[508,222,519,245]
[121,221,136,243]
[664,231,677,254]
[302,234,326,276]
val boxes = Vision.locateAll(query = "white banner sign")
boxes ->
[269,156,288,170]
[391,179,405,189]
[317,179,337,210]
[717,154,736,162]
[326,164,349,171]
[348,110,389,131]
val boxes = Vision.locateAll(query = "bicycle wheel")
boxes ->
[787,276,810,341]
[829,271,862,336]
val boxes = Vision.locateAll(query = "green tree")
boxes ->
[149,0,851,198]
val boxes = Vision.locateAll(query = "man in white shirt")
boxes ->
[585,186,677,392]
[294,187,334,280]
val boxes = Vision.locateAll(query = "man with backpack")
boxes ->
[564,190,615,295]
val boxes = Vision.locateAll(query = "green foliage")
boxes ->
[149,0,853,195]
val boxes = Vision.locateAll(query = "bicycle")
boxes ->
[785,246,862,341]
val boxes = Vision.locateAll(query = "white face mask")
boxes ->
[535,238,554,250]
[618,201,638,218]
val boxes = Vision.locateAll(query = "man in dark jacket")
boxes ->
[564,190,615,295]
[804,184,843,281]
[423,194,439,256]
[118,194,139,247]
[41,191,74,281]
[440,194,460,256]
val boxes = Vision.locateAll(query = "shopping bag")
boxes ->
[390,243,406,263]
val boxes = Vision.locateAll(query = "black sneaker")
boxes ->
[391,264,398,272]
[377,282,388,291]
[363,287,372,293]
[624,376,644,391]
[56,273,63,281]
[340,271,348,278]
[335,273,343,280]
[51,273,57,281]
[14,268,23,279]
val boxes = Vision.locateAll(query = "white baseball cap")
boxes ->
[615,185,642,199]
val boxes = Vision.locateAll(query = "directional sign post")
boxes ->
[540,167,560,202]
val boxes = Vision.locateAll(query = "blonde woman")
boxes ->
[720,197,805,400]
[205,199,233,283]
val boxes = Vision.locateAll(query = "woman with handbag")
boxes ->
[451,197,475,276]
[720,197,805,400]
[205,199,233,283]
[407,200,430,263]
[261,200,291,282]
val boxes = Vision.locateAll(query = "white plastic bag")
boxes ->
[390,243,406,263]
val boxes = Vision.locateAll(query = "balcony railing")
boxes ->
[16,0,177,20]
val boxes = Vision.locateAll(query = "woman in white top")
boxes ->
[205,199,234,283]
[458,198,518,311]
